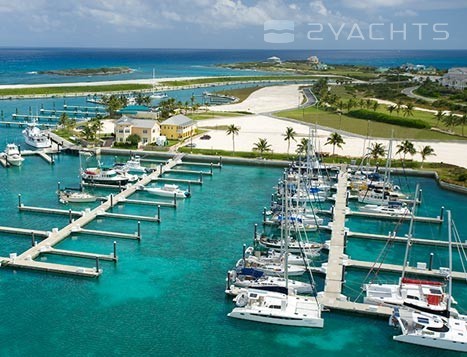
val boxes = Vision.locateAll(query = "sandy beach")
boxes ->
[195,85,467,168]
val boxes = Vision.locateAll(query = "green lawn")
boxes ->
[277,106,467,140]
[161,75,322,87]
[214,86,265,102]
[0,84,152,96]
[188,111,248,120]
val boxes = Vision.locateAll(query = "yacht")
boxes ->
[257,235,322,255]
[2,143,24,166]
[145,184,190,198]
[359,201,411,216]
[390,308,467,352]
[81,167,132,186]
[22,122,51,148]
[114,155,148,174]
[228,288,323,328]
[58,189,97,203]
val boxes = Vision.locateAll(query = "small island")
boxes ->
[38,66,133,76]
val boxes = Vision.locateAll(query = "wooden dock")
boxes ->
[153,177,202,185]
[346,259,467,281]
[0,225,49,237]
[45,248,116,262]
[77,228,140,240]
[347,231,467,248]
[318,208,443,224]
[3,155,184,277]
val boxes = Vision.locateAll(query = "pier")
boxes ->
[1,155,184,277]
[317,171,394,317]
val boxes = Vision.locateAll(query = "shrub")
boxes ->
[347,109,429,129]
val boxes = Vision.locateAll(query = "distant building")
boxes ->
[442,67,467,90]
[160,114,196,140]
[114,116,160,145]
[266,56,281,64]
[307,55,319,65]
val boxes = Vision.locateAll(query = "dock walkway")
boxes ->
[1,155,183,277]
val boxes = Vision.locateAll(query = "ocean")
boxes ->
[0,48,466,85]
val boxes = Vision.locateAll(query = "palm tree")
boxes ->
[442,113,457,132]
[225,124,240,154]
[365,99,373,110]
[337,100,345,112]
[253,138,272,156]
[458,114,467,136]
[325,132,345,156]
[403,103,414,117]
[346,98,354,112]
[395,99,404,114]
[387,105,396,115]
[434,110,444,127]
[296,138,309,155]
[372,101,379,112]
[396,140,416,161]
[359,98,366,109]
[368,142,386,160]
[419,145,435,168]
[283,127,297,156]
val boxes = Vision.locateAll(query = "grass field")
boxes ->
[188,111,248,120]
[214,86,265,102]
[161,75,321,87]
[0,84,152,96]
[276,106,467,140]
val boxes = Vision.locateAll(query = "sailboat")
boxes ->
[227,178,324,328]
[363,185,455,317]
[149,68,168,99]
[389,211,467,352]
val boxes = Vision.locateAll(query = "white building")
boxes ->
[442,67,467,90]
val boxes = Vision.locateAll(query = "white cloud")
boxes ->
[395,9,418,17]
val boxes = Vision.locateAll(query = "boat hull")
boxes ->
[393,335,466,352]
[228,310,323,328]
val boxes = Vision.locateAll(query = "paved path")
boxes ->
[401,86,436,103]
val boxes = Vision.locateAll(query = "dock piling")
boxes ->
[219,156,222,167]
[210,163,213,175]
[110,194,114,209]
[113,241,118,262]
[137,221,141,240]
[57,182,61,199]
[31,232,35,247]
[428,252,434,271]
[157,205,161,223]
[173,193,177,207]
[263,207,267,226]
[242,244,246,264]
[95,257,100,273]
[188,182,191,194]
[18,194,21,208]
[440,206,445,221]
[68,209,72,223]
[199,172,203,184]
[254,223,257,240]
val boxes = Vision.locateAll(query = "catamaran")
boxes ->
[389,211,467,352]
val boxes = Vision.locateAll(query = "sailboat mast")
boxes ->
[284,176,289,291]
[447,210,453,313]
[400,184,419,287]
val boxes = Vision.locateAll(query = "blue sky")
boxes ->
[0,0,465,49]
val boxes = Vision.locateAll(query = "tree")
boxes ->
[434,110,444,127]
[296,138,309,155]
[135,92,151,106]
[368,142,386,160]
[325,132,345,156]
[395,99,404,114]
[396,140,416,161]
[127,133,141,146]
[403,103,414,117]
[225,124,240,154]
[90,117,104,140]
[346,98,354,112]
[365,99,373,110]
[442,113,457,132]
[458,114,467,136]
[283,126,297,156]
[253,138,272,156]
[336,100,345,112]
[419,145,435,168]
[372,101,379,112]
[81,124,96,142]
[387,105,396,115]
[359,98,366,109]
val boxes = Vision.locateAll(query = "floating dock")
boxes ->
[2,155,185,277]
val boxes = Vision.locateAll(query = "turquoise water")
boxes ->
[0,152,465,356]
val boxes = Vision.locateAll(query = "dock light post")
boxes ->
[95,257,100,273]
[18,194,22,208]
[440,206,445,221]
[428,253,434,271]
[113,241,118,262]
[68,209,72,223]
[110,194,114,209]
[137,221,141,240]
[159,163,163,175]
[418,189,422,204]
[157,205,161,223]
[31,232,35,247]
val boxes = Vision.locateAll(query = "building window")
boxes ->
[118,130,123,133]
[143,129,148,134]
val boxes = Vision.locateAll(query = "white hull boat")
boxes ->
[228,289,323,328]
[22,123,51,148]
[145,184,190,198]
[114,155,147,174]
[359,203,411,216]
[58,190,97,203]
[81,167,131,186]
[3,143,24,166]
[237,257,306,277]
[257,236,322,255]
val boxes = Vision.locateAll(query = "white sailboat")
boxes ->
[150,68,168,99]
[228,178,323,328]
[389,211,467,352]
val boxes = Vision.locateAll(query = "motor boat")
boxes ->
[145,184,190,198]
[22,122,51,148]
[58,189,97,203]
[2,143,24,166]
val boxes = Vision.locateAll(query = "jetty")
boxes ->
[0,155,185,277]
[317,171,393,317]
